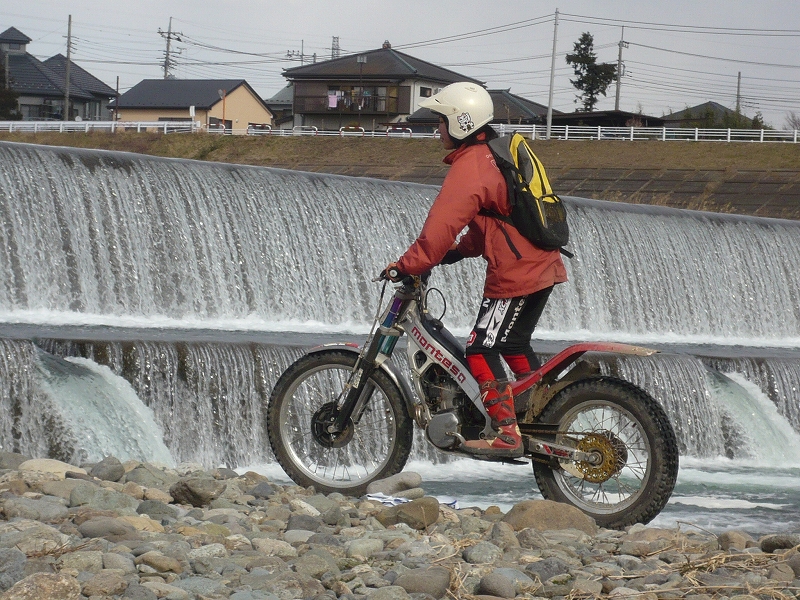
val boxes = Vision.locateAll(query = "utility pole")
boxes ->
[546,8,559,139]
[614,26,628,111]
[287,40,305,65]
[64,15,72,121]
[158,17,182,79]
[735,71,742,115]
[331,36,341,60]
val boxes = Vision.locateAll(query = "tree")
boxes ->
[0,52,21,120]
[786,111,800,130]
[565,32,617,112]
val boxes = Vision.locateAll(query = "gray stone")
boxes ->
[262,571,326,600]
[136,499,178,520]
[525,556,574,582]
[1,496,68,522]
[478,571,516,598]
[0,572,81,599]
[171,575,229,596]
[393,566,451,599]
[249,481,275,499]
[88,456,126,482]
[347,538,384,559]
[123,463,178,489]
[103,552,137,574]
[121,583,159,600]
[293,549,340,578]
[493,567,537,593]
[366,472,423,496]
[718,530,752,551]
[77,516,141,543]
[462,540,503,564]
[760,533,800,553]
[0,452,29,470]
[169,477,226,507]
[0,548,26,592]
[488,521,520,549]
[57,550,104,573]
[287,513,322,531]
[367,586,412,600]
[517,527,549,549]
[69,482,140,513]
[80,571,128,597]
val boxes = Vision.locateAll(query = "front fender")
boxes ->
[307,343,417,416]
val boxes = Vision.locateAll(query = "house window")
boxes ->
[420,87,432,98]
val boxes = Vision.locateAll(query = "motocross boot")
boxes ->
[463,381,523,458]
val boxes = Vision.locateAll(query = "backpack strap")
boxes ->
[478,208,573,258]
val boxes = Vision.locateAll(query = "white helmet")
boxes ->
[420,82,493,140]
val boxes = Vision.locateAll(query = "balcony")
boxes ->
[294,93,400,116]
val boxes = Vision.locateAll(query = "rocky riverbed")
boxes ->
[1,452,799,600]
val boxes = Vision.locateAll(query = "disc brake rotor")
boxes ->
[310,402,354,449]
[561,432,627,483]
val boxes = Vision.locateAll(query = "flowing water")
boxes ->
[1,140,798,535]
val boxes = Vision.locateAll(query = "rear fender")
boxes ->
[307,343,417,417]
[512,342,658,420]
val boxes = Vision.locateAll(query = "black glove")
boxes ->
[381,262,405,282]
[439,249,465,265]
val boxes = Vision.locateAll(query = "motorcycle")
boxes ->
[267,272,679,529]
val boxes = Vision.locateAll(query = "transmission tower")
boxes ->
[331,36,341,60]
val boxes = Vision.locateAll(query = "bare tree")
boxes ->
[786,111,800,130]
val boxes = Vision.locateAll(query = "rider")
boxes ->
[385,82,567,458]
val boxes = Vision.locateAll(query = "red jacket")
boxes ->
[397,140,567,299]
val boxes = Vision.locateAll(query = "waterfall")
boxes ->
[1,141,799,468]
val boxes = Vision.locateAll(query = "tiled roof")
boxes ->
[284,46,483,86]
[113,79,259,109]
[44,54,116,98]
[0,27,31,45]
[663,101,734,121]
[7,53,93,100]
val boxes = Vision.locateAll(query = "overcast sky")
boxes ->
[4,1,800,127]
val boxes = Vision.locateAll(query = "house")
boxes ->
[404,89,558,134]
[550,109,664,128]
[662,101,752,128]
[0,26,116,120]
[111,79,273,134]
[264,84,294,130]
[282,40,483,131]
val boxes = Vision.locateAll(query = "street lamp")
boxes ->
[218,88,227,133]
[357,55,367,125]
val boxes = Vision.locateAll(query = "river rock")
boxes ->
[0,495,68,522]
[478,570,516,598]
[0,548,26,592]
[375,496,440,530]
[502,499,597,534]
[0,452,29,470]
[136,499,178,520]
[169,477,226,507]
[0,572,81,600]
[366,471,423,496]
[88,456,126,482]
[69,483,140,513]
[393,566,451,598]
[760,533,800,553]
[17,459,86,479]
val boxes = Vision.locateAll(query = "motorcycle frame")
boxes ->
[310,278,659,456]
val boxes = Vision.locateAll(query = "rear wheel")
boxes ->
[267,350,413,496]
[532,377,679,529]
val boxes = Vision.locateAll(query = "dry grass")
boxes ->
[2,131,800,171]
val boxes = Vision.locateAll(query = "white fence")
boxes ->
[0,120,199,134]
[1,119,798,143]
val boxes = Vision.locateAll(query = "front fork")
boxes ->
[328,296,406,434]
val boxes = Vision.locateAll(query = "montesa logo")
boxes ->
[411,326,467,383]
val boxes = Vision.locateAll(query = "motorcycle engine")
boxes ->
[420,365,484,449]
[420,364,464,412]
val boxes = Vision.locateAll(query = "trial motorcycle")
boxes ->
[267,272,679,529]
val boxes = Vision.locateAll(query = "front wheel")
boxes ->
[267,350,414,496]
[532,377,679,529]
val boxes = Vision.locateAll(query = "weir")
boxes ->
[0,141,799,468]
